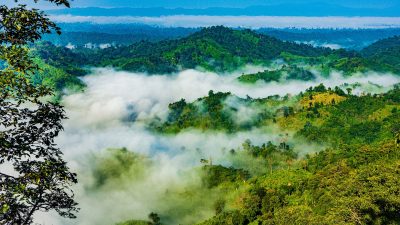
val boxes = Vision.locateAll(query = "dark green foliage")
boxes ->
[298,93,393,145]
[116,220,151,225]
[35,26,333,74]
[42,25,197,46]
[213,199,226,215]
[348,121,382,144]
[328,57,370,74]
[0,1,78,224]
[198,82,400,225]
[238,65,315,83]
[155,91,272,133]
[148,212,161,225]
[306,83,328,93]
[384,84,400,103]
[243,140,297,160]
[33,27,400,78]
[361,36,400,73]
[157,91,234,132]
[238,69,282,83]
[286,66,315,81]
[91,148,149,189]
[34,42,88,76]
[202,165,250,188]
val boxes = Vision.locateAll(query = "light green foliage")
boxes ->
[89,148,151,189]
[153,91,273,133]
[237,65,315,83]
[361,36,400,73]
[31,58,85,98]
[194,84,400,225]
[34,26,334,74]
[136,83,400,224]
[116,220,150,225]
[34,27,400,78]
[31,25,400,225]
[113,83,400,225]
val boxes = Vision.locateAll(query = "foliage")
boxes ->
[90,148,150,189]
[202,165,250,189]
[13,19,400,225]
[153,91,273,133]
[361,36,400,73]
[116,220,151,225]
[195,83,400,225]
[32,27,400,78]
[0,1,78,224]
[34,26,334,74]
[238,65,315,83]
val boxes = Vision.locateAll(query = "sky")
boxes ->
[7,0,400,28]
[48,15,400,29]
[7,0,400,9]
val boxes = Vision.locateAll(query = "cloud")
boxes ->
[297,41,343,49]
[37,67,400,225]
[57,67,400,161]
[49,15,400,28]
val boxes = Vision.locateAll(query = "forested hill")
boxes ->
[361,36,400,57]
[35,26,333,74]
[33,26,400,93]
[361,36,400,71]
[101,26,333,73]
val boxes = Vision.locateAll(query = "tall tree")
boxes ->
[0,1,78,224]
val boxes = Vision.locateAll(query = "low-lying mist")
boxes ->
[37,66,400,225]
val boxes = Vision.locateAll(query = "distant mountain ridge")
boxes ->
[33,26,400,92]
[43,23,400,50]
[46,3,400,17]
[91,26,333,73]
[36,26,333,74]
[36,26,400,75]
[361,36,400,70]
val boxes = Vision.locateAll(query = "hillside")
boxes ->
[197,86,400,224]
[31,27,400,96]
[237,65,315,83]
[114,83,400,225]
[27,26,400,225]
[35,26,333,74]
[97,26,333,73]
[35,27,400,77]
[361,36,400,72]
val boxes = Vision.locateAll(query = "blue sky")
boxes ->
[7,0,400,9]
[5,1,400,29]
[67,0,398,8]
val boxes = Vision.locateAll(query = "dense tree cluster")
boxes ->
[153,91,273,133]
[194,84,400,225]
[31,27,400,87]
[238,65,315,83]
[0,1,78,224]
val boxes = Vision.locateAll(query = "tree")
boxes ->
[148,212,161,225]
[0,1,78,224]
[214,199,226,215]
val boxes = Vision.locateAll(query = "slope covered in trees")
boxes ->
[361,36,400,73]
[34,26,334,74]
[237,65,316,83]
[197,87,400,225]
[113,83,400,225]
[32,26,400,88]
[23,23,400,225]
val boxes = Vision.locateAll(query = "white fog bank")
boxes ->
[37,67,400,225]
[50,15,400,29]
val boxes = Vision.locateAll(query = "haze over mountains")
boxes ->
[46,3,400,17]
[44,2,400,29]
[33,25,400,225]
